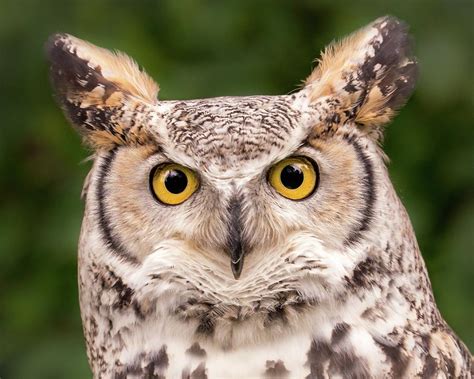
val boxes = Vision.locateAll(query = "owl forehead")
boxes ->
[157,95,308,174]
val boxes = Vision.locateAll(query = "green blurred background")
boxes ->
[0,0,472,377]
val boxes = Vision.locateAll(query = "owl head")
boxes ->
[47,16,417,336]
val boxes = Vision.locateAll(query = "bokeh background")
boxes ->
[0,0,472,377]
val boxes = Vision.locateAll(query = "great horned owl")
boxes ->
[46,16,472,378]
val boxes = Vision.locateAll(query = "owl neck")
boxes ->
[78,241,447,378]
[79,223,441,345]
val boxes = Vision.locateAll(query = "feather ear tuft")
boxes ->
[45,34,158,149]
[304,16,418,140]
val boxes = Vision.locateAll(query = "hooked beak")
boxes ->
[230,240,244,280]
[227,196,245,280]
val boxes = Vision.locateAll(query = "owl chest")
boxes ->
[132,326,312,378]
[81,263,385,378]
[80,269,312,377]
[87,308,314,378]
[81,278,442,379]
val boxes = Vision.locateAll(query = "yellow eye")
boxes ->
[150,163,199,205]
[268,157,319,200]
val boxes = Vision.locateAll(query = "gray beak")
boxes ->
[230,241,244,280]
[227,196,245,280]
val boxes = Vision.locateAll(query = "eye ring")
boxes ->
[268,156,319,200]
[149,163,199,205]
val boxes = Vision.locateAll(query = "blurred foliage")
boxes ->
[0,0,472,377]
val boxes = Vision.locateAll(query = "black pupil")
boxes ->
[165,170,188,194]
[280,164,304,189]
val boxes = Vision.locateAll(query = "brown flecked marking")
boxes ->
[306,339,331,378]
[331,322,350,345]
[111,276,134,310]
[306,338,370,378]
[328,351,370,378]
[153,345,169,369]
[189,362,207,379]
[421,354,438,379]
[344,256,386,291]
[373,337,409,377]
[265,360,290,378]
[186,342,207,358]
[264,303,287,326]
[114,346,169,379]
[195,314,215,337]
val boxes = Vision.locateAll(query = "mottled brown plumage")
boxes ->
[47,16,472,378]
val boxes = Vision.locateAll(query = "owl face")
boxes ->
[90,100,375,305]
[47,17,417,317]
